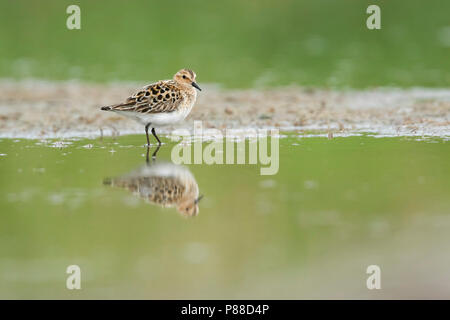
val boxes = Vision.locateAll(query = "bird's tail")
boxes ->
[101,105,112,111]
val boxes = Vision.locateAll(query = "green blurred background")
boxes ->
[0,0,448,88]
[1,0,450,299]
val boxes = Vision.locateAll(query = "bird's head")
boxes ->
[176,194,203,217]
[173,69,201,91]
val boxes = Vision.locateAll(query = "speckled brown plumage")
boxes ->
[100,69,201,146]
[113,176,186,206]
[104,80,183,114]
[104,162,202,217]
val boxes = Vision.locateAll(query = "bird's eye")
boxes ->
[182,75,186,79]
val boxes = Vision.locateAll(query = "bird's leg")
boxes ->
[145,145,150,164]
[151,127,162,146]
[145,123,151,147]
[151,145,161,160]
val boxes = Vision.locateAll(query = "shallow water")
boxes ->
[0,134,449,298]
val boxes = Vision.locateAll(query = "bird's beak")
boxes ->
[191,82,202,91]
[194,194,204,204]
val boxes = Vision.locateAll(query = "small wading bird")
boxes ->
[104,152,203,217]
[100,69,201,148]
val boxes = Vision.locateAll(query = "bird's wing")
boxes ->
[109,175,185,205]
[109,80,183,114]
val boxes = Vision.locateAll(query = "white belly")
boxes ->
[115,108,189,127]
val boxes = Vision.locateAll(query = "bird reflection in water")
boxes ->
[104,147,203,217]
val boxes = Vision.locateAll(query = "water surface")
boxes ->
[0,134,449,298]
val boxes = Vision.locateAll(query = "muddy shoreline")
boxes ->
[0,80,449,138]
